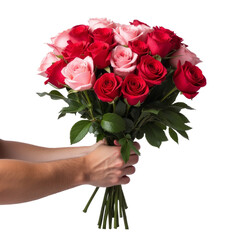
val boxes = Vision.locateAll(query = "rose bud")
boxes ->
[173,61,206,99]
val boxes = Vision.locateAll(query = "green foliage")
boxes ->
[70,120,92,144]
[39,78,194,161]
[37,90,68,102]
[142,122,168,148]
[38,90,88,119]
[115,100,127,116]
[101,113,126,133]
[169,128,178,143]
[119,136,140,163]
[159,110,191,131]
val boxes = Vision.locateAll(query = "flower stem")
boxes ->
[160,86,178,102]
[112,101,116,113]
[83,187,99,213]
[98,187,109,228]
[84,90,95,119]
[114,187,119,229]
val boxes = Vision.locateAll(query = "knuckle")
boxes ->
[111,177,119,185]
[116,170,122,176]
[113,149,121,158]
[115,160,124,168]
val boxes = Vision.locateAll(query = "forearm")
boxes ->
[0,157,87,204]
[0,139,90,162]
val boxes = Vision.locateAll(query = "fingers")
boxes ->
[132,142,141,151]
[113,140,141,154]
[123,154,139,168]
[119,176,130,185]
[120,166,135,176]
[112,153,139,169]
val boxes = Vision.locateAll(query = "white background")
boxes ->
[0,0,243,239]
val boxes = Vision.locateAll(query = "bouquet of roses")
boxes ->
[38,18,206,229]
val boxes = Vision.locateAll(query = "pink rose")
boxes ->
[169,44,202,68]
[110,46,138,78]
[38,52,59,77]
[88,18,116,31]
[48,29,71,55]
[114,24,152,46]
[61,57,96,91]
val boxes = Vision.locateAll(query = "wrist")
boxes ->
[41,156,88,190]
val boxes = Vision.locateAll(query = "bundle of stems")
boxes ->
[83,185,129,229]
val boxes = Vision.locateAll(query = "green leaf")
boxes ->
[58,112,66,119]
[142,108,160,115]
[153,54,162,62]
[178,112,190,123]
[118,138,131,163]
[70,120,92,144]
[124,118,134,133]
[37,90,68,102]
[101,113,126,133]
[119,137,140,163]
[115,100,127,117]
[56,55,64,60]
[176,130,189,140]
[130,107,141,121]
[154,121,167,130]
[142,123,168,148]
[169,128,178,143]
[159,110,191,131]
[135,130,144,139]
[96,134,105,142]
[173,102,194,110]
[60,104,86,115]
[144,77,177,104]
[128,140,140,156]
[104,66,111,73]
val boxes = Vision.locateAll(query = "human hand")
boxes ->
[83,141,140,187]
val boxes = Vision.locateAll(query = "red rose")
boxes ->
[147,27,183,58]
[94,73,122,102]
[87,41,111,69]
[137,55,167,87]
[92,28,115,46]
[62,40,89,61]
[121,74,149,105]
[130,20,150,27]
[128,40,149,56]
[173,61,206,99]
[44,59,67,88]
[69,25,92,43]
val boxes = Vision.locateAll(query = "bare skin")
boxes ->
[0,139,140,205]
